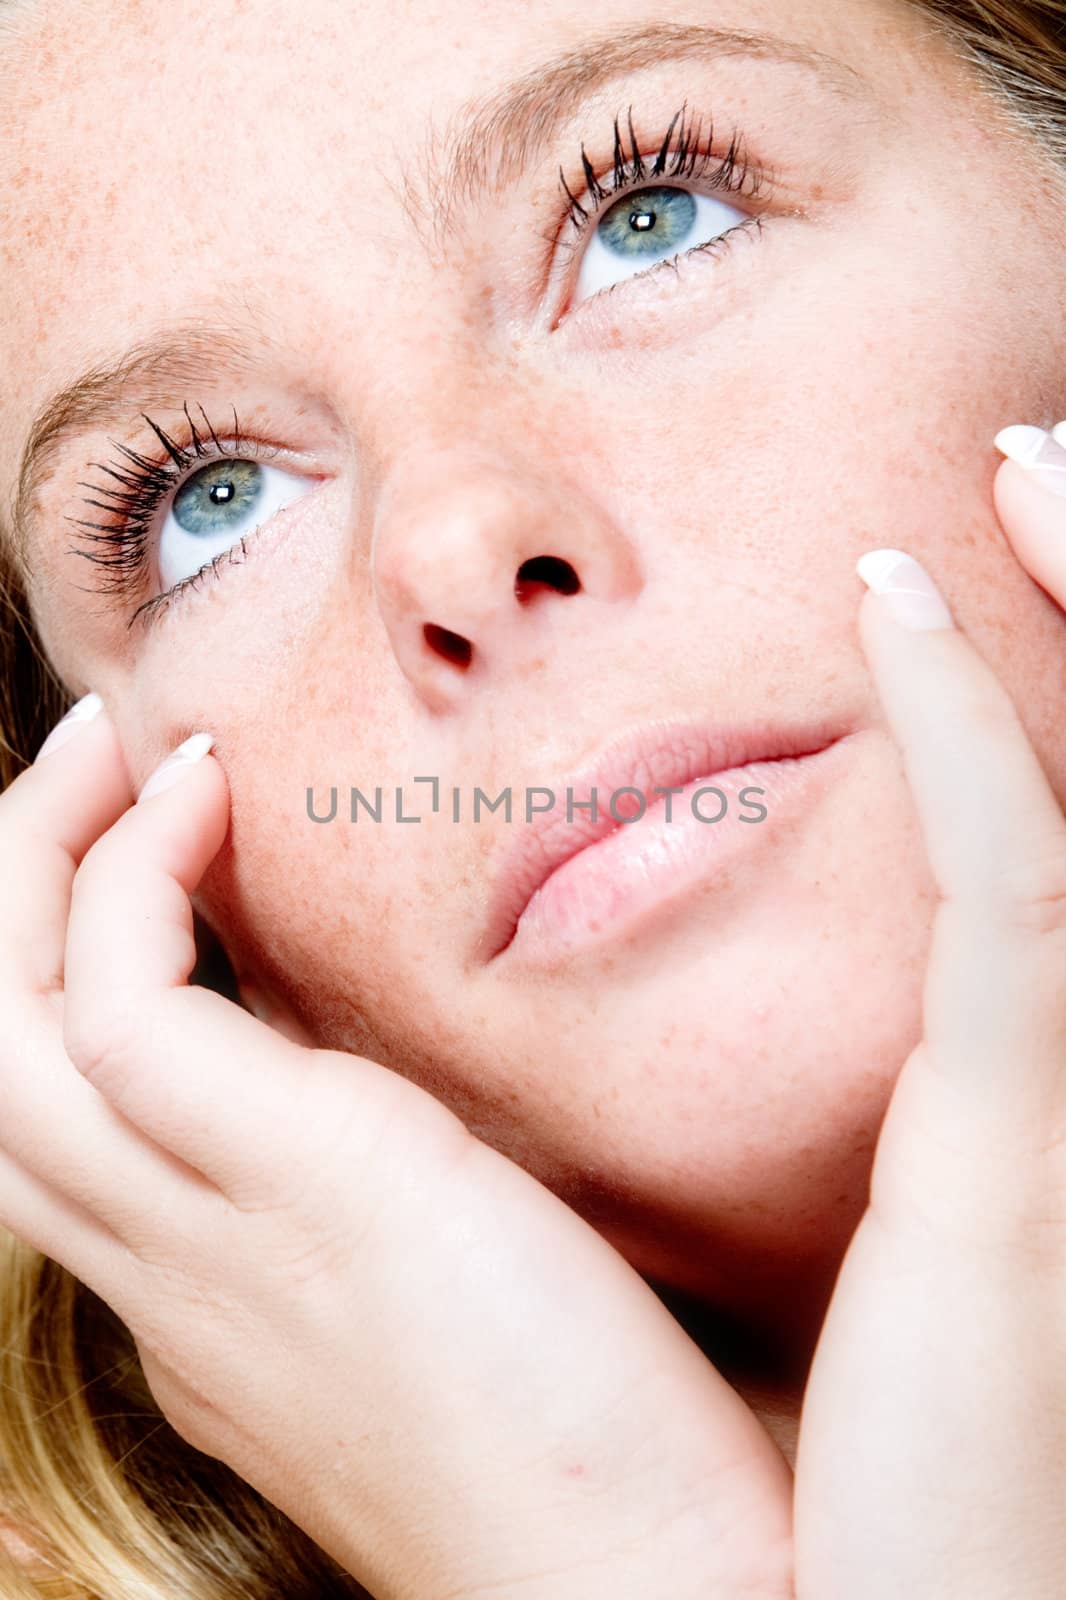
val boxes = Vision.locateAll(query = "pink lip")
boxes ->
[481,714,854,964]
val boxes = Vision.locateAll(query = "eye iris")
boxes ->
[598,185,696,259]
[173,458,263,536]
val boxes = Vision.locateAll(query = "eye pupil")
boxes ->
[598,185,697,261]
[174,457,262,535]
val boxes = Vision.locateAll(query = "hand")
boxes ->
[793,423,1066,1599]
[0,714,794,1600]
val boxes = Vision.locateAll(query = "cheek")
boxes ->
[575,166,1058,598]
[102,542,437,1050]
[190,776,440,1064]
[175,673,481,1070]
[571,216,1066,765]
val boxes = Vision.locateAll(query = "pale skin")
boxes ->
[1,0,1066,1590]
[5,477,1066,1597]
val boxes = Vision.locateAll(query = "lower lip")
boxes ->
[496,741,849,968]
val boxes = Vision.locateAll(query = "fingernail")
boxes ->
[137,732,215,802]
[994,424,1066,498]
[856,549,955,631]
[33,692,105,763]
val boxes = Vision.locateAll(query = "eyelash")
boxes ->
[553,99,769,289]
[70,101,767,629]
[67,401,284,630]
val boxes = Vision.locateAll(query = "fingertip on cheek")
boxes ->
[137,732,217,803]
[994,425,1066,503]
[33,691,106,763]
[856,549,956,633]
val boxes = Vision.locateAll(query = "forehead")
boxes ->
[0,0,879,272]
[0,0,955,546]
[0,7,886,411]
[0,0,904,289]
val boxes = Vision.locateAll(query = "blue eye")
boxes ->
[555,104,769,315]
[158,456,311,591]
[70,404,320,629]
[573,184,750,306]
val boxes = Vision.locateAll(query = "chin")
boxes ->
[405,832,936,1313]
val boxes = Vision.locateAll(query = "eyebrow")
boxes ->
[11,308,275,577]
[11,19,868,576]
[408,19,870,249]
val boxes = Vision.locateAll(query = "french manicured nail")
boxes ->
[856,549,955,632]
[33,691,105,763]
[137,732,215,802]
[995,424,1066,498]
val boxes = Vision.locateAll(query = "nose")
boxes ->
[370,443,644,712]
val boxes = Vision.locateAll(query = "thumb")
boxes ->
[190,907,318,1048]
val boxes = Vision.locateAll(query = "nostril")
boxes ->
[423,622,473,669]
[514,555,581,605]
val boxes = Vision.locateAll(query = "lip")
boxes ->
[481,714,853,965]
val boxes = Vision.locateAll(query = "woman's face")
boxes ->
[3,0,1065,1324]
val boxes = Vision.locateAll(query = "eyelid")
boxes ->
[81,405,329,512]
[563,107,771,223]
[551,152,773,265]
[541,123,771,329]
[65,402,329,631]
[132,449,322,630]
[541,104,779,321]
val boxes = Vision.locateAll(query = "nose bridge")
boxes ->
[369,435,644,711]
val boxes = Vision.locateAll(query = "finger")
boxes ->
[993,424,1066,603]
[0,697,221,1250]
[0,693,133,993]
[0,1000,222,1255]
[0,1144,128,1292]
[854,549,1066,1151]
[62,736,338,1197]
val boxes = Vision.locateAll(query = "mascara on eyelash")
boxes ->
[557,98,765,240]
[67,400,242,594]
[65,400,282,627]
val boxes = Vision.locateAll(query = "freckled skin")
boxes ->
[1,0,1065,1416]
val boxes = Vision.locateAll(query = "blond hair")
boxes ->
[916,1,1066,157]
[0,3,1064,1593]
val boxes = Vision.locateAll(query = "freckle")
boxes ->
[564,1461,585,1477]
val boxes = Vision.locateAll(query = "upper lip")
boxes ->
[481,712,850,961]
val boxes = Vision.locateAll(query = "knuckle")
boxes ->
[136,1339,231,1458]
[986,844,1066,937]
[63,993,152,1091]
[945,674,1019,746]
[275,1214,360,1288]
[71,829,124,897]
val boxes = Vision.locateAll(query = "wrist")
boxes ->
[301,1393,794,1600]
